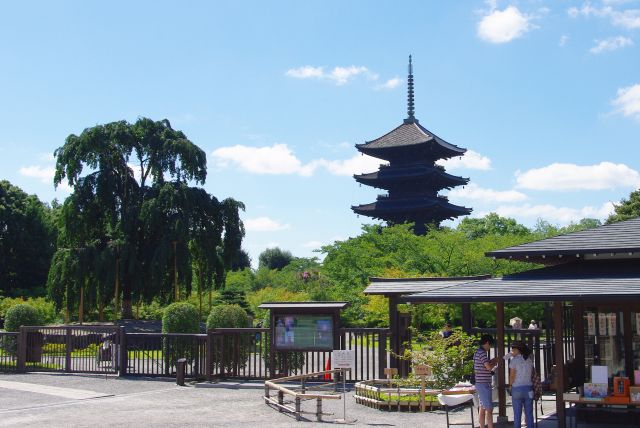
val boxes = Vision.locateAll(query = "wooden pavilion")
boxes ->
[364,217,640,427]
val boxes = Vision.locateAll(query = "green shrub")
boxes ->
[162,302,200,334]
[4,303,44,332]
[0,297,59,325]
[206,304,250,374]
[162,302,200,368]
[206,304,249,330]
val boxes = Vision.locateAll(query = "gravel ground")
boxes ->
[0,373,620,428]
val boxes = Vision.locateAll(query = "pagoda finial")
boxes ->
[405,55,417,124]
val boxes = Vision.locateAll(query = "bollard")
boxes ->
[176,358,187,386]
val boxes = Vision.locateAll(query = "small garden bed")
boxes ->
[354,379,443,411]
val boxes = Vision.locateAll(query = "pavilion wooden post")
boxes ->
[496,301,507,422]
[554,300,566,428]
[461,303,472,333]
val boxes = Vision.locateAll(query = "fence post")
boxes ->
[65,327,72,372]
[119,327,128,377]
[17,327,27,372]
[206,331,213,381]
[378,330,387,379]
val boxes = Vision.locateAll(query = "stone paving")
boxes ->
[0,373,627,427]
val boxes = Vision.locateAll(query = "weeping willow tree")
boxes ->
[47,118,245,320]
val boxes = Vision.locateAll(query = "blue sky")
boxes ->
[1,0,639,265]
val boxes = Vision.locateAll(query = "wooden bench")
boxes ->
[264,369,343,421]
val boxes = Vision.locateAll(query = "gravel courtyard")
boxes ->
[0,373,572,427]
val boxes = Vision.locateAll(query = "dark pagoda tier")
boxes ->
[351,56,472,235]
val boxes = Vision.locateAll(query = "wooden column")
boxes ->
[573,302,585,386]
[496,301,507,422]
[554,300,566,427]
[623,303,633,384]
[461,303,472,333]
[388,296,399,370]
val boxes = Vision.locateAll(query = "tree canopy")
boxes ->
[47,118,244,320]
[607,189,640,224]
[0,180,57,297]
[258,247,293,270]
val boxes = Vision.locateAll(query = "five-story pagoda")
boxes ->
[352,56,472,235]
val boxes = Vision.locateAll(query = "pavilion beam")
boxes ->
[496,301,507,423]
[554,300,566,428]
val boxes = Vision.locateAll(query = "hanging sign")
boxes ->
[586,313,596,336]
[607,313,617,336]
[598,313,607,336]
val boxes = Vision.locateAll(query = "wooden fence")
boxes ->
[1,326,390,382]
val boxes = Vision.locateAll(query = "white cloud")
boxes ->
[590,36,634,53]
[19,165,55,183]
[211,144,384,177]
[285,65,376,86]
[490,202,615,223]
[439,150,492,171]
[211,144,316,176]
[19,165,71,193]
[477,6,534,44]
[559,35,569,46]
[244,217,290,232]
[376,77,403,90]
[38,152,55,162]
[568,3,640,29]
[612,83,640,120]
[515,162,640,190]
[285,66,324,79]
[317,154,384,176]
[449,183,528,203]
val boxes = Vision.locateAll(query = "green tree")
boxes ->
[458,213,530,239]
[258,247,293,270]
[0,181,57,297]
[607,190,640,224]
[48,118,244,320]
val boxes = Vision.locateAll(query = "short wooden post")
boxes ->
[384,367,397,388]
[415,364,430,412]
[277,390,284,412]
[17,327,27,372]
[176,358,187,386]
[316,397,323,421]
[295,396,301,421]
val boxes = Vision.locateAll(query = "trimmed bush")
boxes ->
[206,304,249,330]
[162,302,200,368]
[4,303,43,332]
[162,302,200,334]
[207,304,250,374]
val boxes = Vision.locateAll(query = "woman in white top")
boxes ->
[508,341,534,428]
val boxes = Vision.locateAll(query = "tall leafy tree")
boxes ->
[607,190,640,224]
[49,118,244,319]
[0,181,57,297]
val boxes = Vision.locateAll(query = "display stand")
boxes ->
[333,349,357,424]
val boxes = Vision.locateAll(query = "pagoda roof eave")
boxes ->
[356,121,466,156]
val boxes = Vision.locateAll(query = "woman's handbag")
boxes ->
[531,367,543,401]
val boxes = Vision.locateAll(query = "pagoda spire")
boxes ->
[405,55,417,124]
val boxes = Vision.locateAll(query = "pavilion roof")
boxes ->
[400,260,640,303]
[363,275,490,295]
[486,217,640,262]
